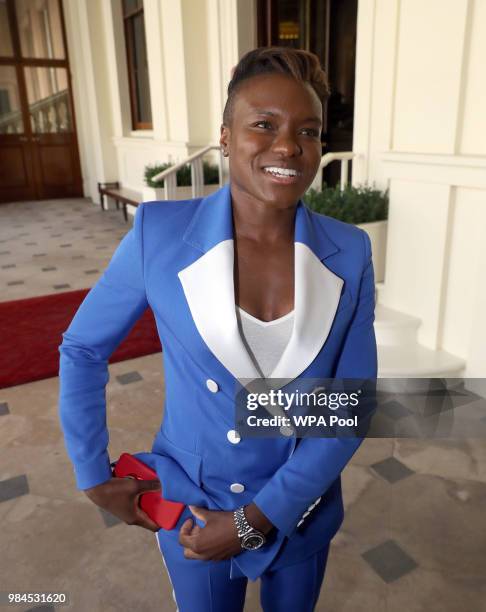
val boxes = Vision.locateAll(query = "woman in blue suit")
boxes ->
[59,47,377,611]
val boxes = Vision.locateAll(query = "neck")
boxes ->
[230,182,297,244]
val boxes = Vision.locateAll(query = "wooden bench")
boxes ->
[97,181,142,222]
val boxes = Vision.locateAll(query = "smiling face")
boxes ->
[220,72,323,210]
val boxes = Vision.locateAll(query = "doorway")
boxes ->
[257,0,358,187]
[0,0,82,203]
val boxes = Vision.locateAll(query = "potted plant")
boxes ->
[143,161,219,201]
[303,184,388,282]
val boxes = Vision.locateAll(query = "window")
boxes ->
[16,0,66,60]
[0,0,14,56]
[122,0,152,130]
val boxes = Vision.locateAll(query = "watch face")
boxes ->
[242,532,265,550]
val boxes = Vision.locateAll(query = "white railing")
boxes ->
[309,151,355,192]
[0,90,71,135]
[150,146,354,199]
[151,144,225,200]
[29,89,71,133]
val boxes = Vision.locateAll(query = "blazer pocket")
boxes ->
[153,430,202,486]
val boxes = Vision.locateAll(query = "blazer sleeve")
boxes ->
[252,229,377,537]
[58,204,149,490]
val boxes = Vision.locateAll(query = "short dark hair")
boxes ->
[222,46,330,126]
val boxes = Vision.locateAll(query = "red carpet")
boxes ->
[0,289,162,389]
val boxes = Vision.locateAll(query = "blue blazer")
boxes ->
[58,182,377,581]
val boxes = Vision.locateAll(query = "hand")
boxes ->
[179,506,242,561]
[84,477,162,532]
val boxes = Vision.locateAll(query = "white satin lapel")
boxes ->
[178,239,261,380]
[269,242,344,382]
[178,186,343,384]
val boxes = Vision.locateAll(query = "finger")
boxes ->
[189,505,208,524]
[122,477,140,496]
[179,525,201,550]
[178,519,194,546]
[183,547,205,560]
[134,506,161,532]
[179,518,194,535]
[137,479,161,493]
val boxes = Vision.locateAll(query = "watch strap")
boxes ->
[234,507,253,538]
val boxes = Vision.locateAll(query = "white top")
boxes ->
[235,306,294,378]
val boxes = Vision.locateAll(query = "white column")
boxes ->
[144,0,188,144]
[63,0,118,201]
[142,0,167,141]
[101,0,131,139]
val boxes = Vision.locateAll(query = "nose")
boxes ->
[271,129,302,157]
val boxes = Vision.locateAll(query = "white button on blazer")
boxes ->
[206,378,219,393]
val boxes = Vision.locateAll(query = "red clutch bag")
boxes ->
[112,452,185,530]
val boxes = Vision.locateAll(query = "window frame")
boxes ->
[121,0,152,131]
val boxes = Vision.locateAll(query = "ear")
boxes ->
[220,123,230,152]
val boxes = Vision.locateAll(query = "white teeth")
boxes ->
[263,166,298,177]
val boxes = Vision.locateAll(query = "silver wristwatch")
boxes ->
[233,507,266,551]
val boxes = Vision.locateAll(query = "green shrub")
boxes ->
[144,161,220,188]
[303,184,388,225]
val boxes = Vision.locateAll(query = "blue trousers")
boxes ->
[155,529,330,612]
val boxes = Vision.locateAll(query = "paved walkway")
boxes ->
[0,198,128,303]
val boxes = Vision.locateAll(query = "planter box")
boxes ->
[356,220,387,283]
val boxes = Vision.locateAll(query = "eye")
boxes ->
[253,120,272,129]
[300,128,320,137]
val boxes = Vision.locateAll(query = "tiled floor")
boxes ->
[1,199,486,611]
[0,198,128,302]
